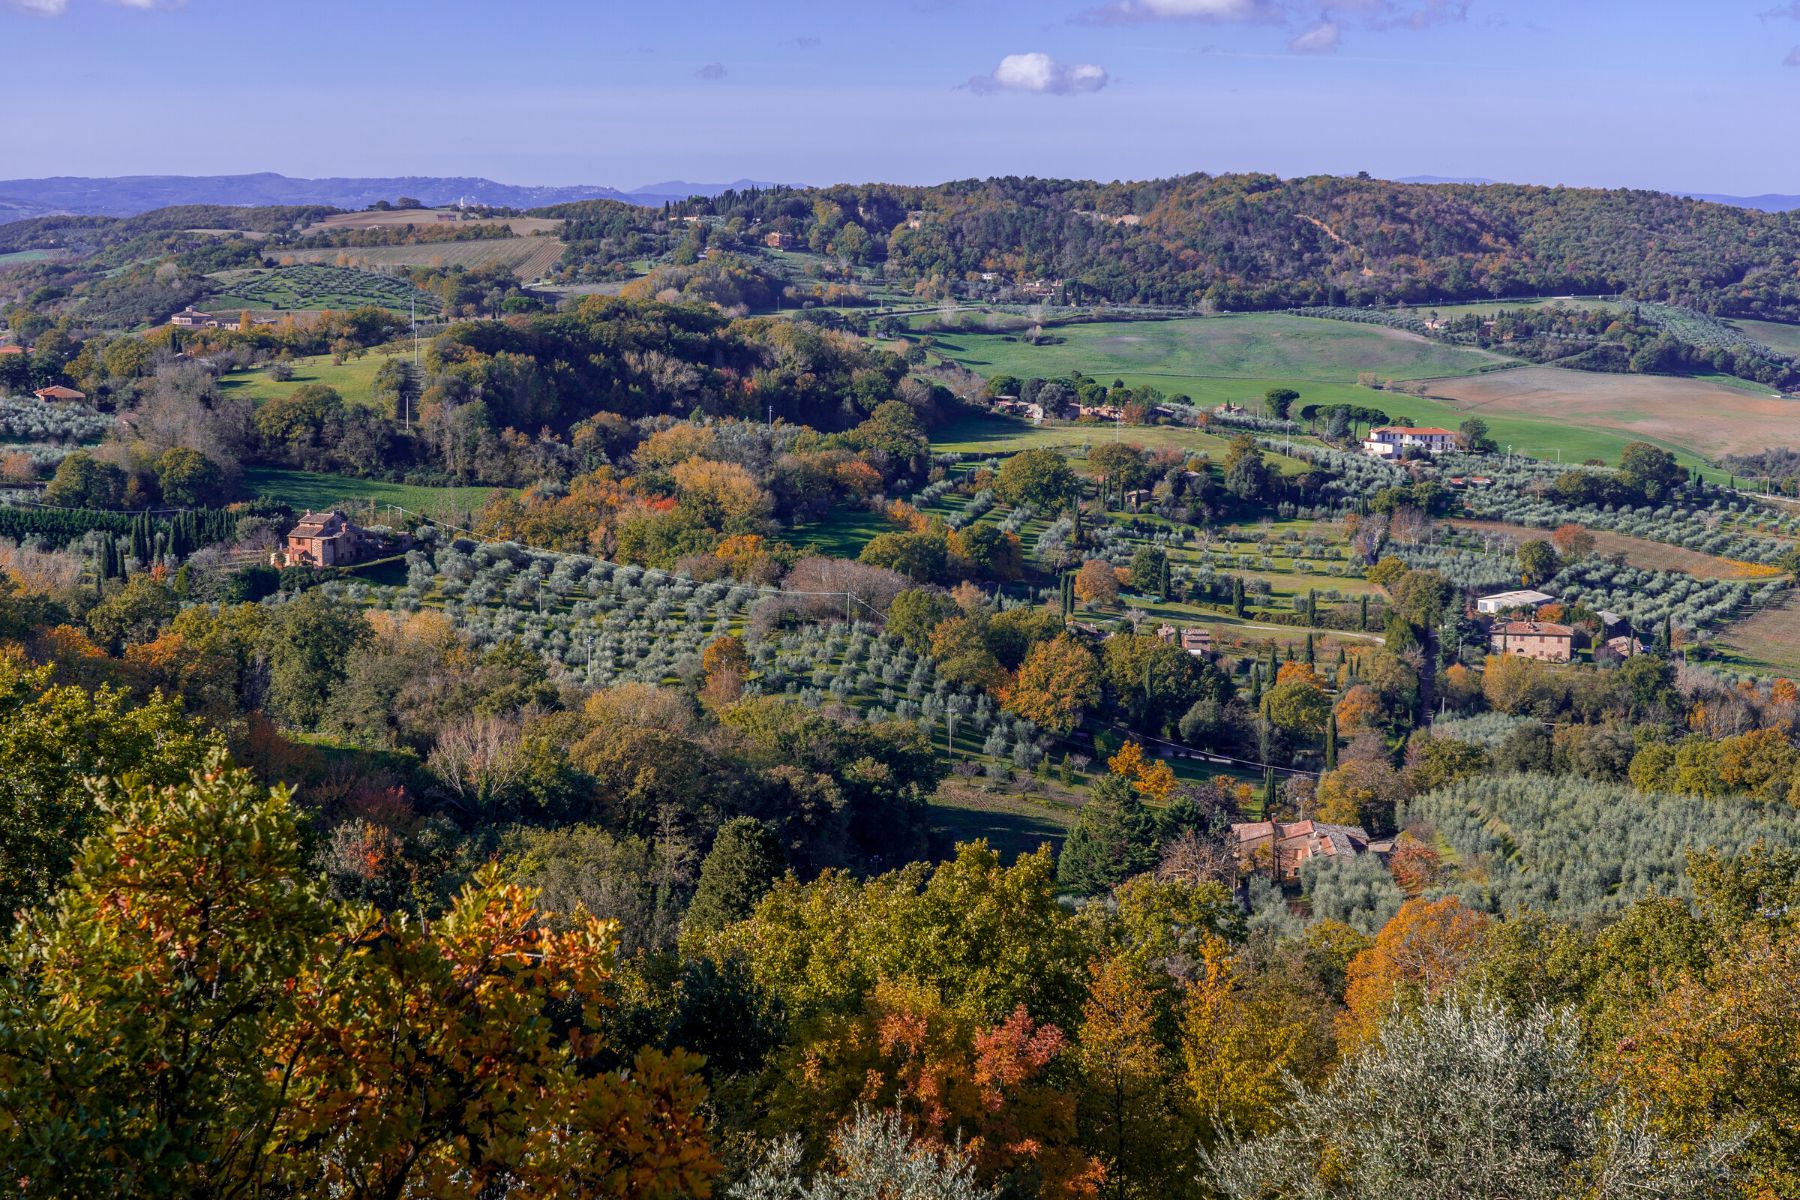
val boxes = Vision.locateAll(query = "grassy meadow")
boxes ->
[1727,317,1800,357]
[243,467,501,522]
[220,350,416,409]
[928,414,1315,471]
[925,313,1511,403]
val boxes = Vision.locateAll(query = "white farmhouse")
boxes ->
[1361,425,1459,458]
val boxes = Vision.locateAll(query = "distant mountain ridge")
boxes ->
[1395,177,1800,213]
[0,173,793,223]
[1680,193,1800,213]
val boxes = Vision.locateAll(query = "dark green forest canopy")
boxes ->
[645,173,1800,318]
[429,296,911,431]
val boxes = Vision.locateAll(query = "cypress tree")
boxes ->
[1262,767,1278,817]
[1324,712,1338,771]
[1159,556,1171,600]
[685,817,785,933]
[1360,594,1370,631]
[1305,631,1316,665]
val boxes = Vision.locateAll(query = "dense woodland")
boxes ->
[661,174,1800,318]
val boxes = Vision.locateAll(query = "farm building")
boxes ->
[1603,634,1647,660]
[1476,588,1557,615]
[1361,425,1458,458]
[1489,620,1575,663]
[32,385,85,402]
[278,510,371,568]
[1228,819,1392,882]
[1180,627,1214,655]
[992,398,1043,423]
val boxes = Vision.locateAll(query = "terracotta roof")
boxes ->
[0,345,23,355]
[33,385,85,401]
[290,510,351,538]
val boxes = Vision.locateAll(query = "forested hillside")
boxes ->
[676,174,1800,318]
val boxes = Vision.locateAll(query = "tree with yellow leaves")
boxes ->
[1077,954,1187,1200]
[0,760,719,1199]
[1181,935,1331,1138]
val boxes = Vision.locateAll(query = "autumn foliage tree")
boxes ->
[1339,896,1490,1048]
[1003,635,1102,735]
[0,760,719,1198]
[1074,559,1121,609]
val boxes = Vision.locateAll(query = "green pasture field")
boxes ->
[242,467,501,522]
[924,313,1512,396]
[928,414,1315,473]
[789,507,897,558]
[1728,317,1800,357]
[0,249,55,266]
[928,785,1076,863]
[220,350,407,409]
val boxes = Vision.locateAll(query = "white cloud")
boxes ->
[1084,0,1279,23]
[1340,0,1469,30]
[8,0,182,13]
[1289,19,1341,52]
[696,62,728,80]
[966,52,1110,95]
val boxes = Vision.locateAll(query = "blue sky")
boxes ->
[3,0,1796,193]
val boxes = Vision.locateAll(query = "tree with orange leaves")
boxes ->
[1108,741,1180,806]
[1074,559,1121,608]
[701,634,750,708]
[0,760,718,1199]
[772,978,1101,1200]
[1339,896,1489,1048]
[1333,683,1384,733]
[1003,635,1101,734]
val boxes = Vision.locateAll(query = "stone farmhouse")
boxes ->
[1488,620,1576,663]
[276,511,372,568]
[1229,819,1393,882]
